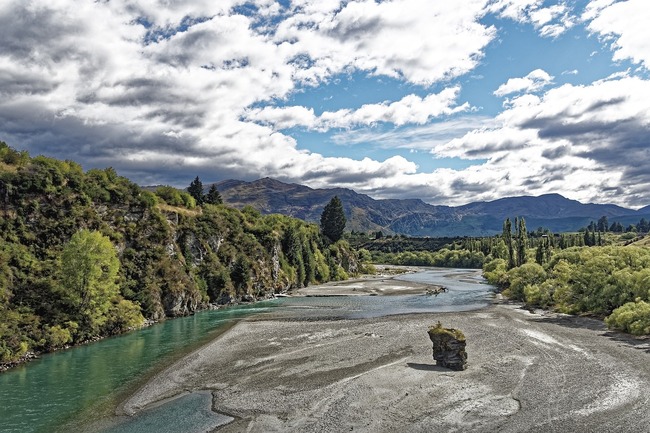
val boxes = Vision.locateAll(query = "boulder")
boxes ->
[427,322,467,371]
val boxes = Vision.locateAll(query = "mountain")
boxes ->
[216,178,650,237]
[215,177,456,235]
[456,193,636,219]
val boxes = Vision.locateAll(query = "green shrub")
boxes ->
[503,263,546,301]
[43,325,73,350]
[483,258,507,286]
[155,186,185,206]
[605,300,650,335]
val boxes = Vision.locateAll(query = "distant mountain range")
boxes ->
[215,178,650,237]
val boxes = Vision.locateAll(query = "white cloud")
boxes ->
[488,0,575,37]
[494,69,554,97]
[433,76,650,206]
[246,87,470,130]
[276,0,496,86]
[586,0,650,69]
[0,0,505,204]
[1,0,649,209]
[331,116,496,150]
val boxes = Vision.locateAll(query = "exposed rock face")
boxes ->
[427,322,467,371]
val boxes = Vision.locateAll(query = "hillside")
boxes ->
[0,143,359,366]
[216,177,456,235]
[216,179,650,236]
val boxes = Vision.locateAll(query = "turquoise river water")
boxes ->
[0,268,492,433]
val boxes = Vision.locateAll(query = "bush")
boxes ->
[503,263,546,301]
[138,191,158,208]
[605,300,650,335]
[103,299,145,335]
[483,258,507,286]
[43,325,73,350]
[155,186,186,207]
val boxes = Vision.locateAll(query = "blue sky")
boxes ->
[0,0,649,207]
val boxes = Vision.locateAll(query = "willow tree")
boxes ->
[61,230,120,336]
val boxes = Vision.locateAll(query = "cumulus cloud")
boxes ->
[0,0,499,192]
[276,0,495,86]
[246,87,470,130]
[434,76,650,206]
[0,0,649,209]
[488,0,575,37]
[494,69,554,97]
[585,0,650,69]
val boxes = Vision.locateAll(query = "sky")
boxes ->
[0,0,649,208]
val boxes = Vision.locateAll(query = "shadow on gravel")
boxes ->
[601,332,650,354]
[531,314,650,354]
[529,314,606,331]
[406,362,450,372]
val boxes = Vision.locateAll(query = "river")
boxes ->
[0,268,492,433]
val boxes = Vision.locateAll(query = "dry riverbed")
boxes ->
[112,271,650,433]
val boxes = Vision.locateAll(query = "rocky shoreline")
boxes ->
[86,270,650,433]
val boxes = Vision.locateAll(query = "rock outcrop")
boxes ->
[427,322,467,371]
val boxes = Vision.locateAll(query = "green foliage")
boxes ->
[428,321,466,342]
[103,299,145,335]
[320,196,346,243]
[487,243,650,334]
[372,248,485,269]
[43,325,73,350]
[0,141,29,167]
[187,176,204,205]
[605,300,650,335]
[0,142,361,365]
[60,230,121,337]
[138,190,159,208]
[503,262,546,301]
[155,185,196,208]
[204,184,223,205]
[483,258,507,286]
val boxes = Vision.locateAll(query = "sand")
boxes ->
[117,271,650,433]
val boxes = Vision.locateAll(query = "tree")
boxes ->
[503,218,515,269]
[204,184,223,205]
[61,230,120,336]
[320,196,346,242]
[597,216,609,232]
[535,236,547,265]
[187,176,205,205]
[516,217,528,267]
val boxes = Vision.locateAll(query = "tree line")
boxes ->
[0,142,358,366]
[483,216,650,336]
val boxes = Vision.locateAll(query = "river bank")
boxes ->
[94,269,650,433]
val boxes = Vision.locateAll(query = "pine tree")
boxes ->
[320,196,346,243]
[204,184,223,205]
[187,176,204,205]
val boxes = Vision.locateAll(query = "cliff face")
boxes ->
[0,142,359,363]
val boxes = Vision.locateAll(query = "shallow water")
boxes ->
[0,267,492,433]
[265,268,491,319]
[98,391,233,433]
[0,305,273,433]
